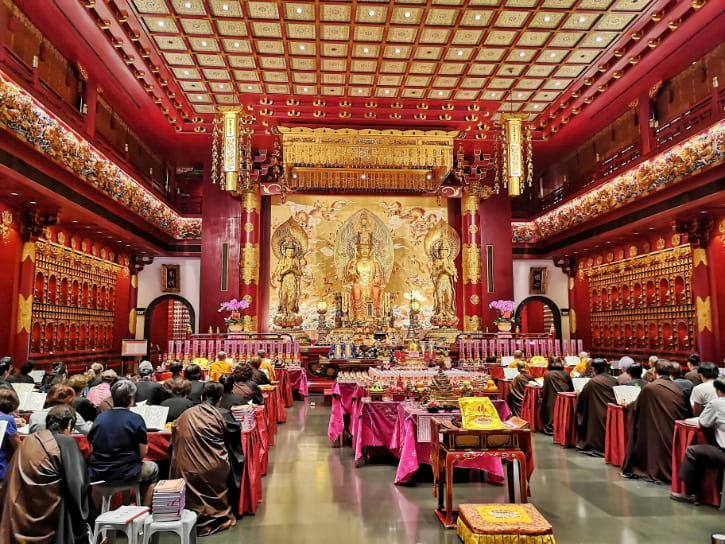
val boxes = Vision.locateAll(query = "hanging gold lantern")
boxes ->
[494,113,533,197]
[211,107,255,194]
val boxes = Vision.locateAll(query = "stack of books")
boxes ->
[152,479,186,521]
[230,405,256,431]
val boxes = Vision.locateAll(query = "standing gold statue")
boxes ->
[347,230,384,322]
[425,219,461,328]
[271,217,308,328]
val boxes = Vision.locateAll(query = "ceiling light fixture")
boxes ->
[384,89,389,94]
[247,85,253,90]
[493,94,534,197]
[458,50,464,56]
[519,51,526,57]
[299,44,305,50]
[157,21,165,27]
[358,89,363,94]
[296,7,303,14]
[578,16,586,23]
[474,14,481,20]
[361,174,366,180]
[368,10,375,17]
[543,16,551,22]
[549,52,557,58]
[363,47,369,53]
[438,91,443,96]
[201,41,207,46]
[303,87,308,92]
[234,42,240,48]
[533,104,539,109]
[211,109,254,193]
[555,81,561,86]
[9,192,18,196]
[183,70,190,75]
[595,36,602,43]
[395,48,401,54]
[404,11,411,18]
[29,201,37,205]
[197,95,203,99]
[184,2,192,8]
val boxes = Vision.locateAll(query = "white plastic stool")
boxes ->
[142,509,198,544]
[92,508,149,544]
[94,481,142,513]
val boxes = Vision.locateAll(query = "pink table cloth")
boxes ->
[288,368,309,397]
[277,369,294,407]
[353,399,400,461]
[328,382,365,442]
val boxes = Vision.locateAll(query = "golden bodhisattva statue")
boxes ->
[425,219,461,328]
[347,230,384,322]
[271,217,308,328]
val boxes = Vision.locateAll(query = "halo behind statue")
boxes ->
[424,219,461,260]
[334,209,394,283]
[272,217,308,259]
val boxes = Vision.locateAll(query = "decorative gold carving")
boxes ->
[21,242,36,263]
[129,309,137,335]
[568,277,575,290]
[242,189,260,213]
[0,210,12,243]
[244,222,255,233]
[696,296,712,333]
[569,308,576,335]
[463,315,481,332]
[462,244,481,284]
[693,248,708,268]
[470,294,480,305]
[131,274,138,289]
[16,293,32,334]
[468,224,479,235]
[463,194,479,215]
[720,219,725,237]
[240,243,259,285]
[656,237,666,250]
[672,233,681,246]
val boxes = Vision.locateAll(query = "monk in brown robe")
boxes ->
[508,361,536,417]
[0,405,89,543]
[622,360,690,483]
[575,358,616,455]
[540,356,574,435]
[170,381,240,537]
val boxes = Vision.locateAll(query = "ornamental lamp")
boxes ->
[494,113,534,197]
[211,107,255,194]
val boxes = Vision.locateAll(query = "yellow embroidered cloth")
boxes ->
[458,397,506,431]
[457,504,556,544]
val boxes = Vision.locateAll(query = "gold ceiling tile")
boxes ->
[469,0,502,5]
[388,27,418,43]
[415,47,443,60]
[180,18,213,34]
[169,0,205,15]
[489,78,515,89]
[239,83,262,93]
[286,24,316,40]
[425,8,458,26]
[172,67,200,78]
[227,56,256,68]
[233,71,259,81]
[460,11,494,26]
[255,41,284,54]
[322,87,344,96]
[525,65,554,77]
[321,43,348,57]
[429,89,452,99]
[162,52,194,65]
[455,90,479,100]
[483,90,505,100]
[321,73,344,84]
[505,49,536,62]
[142,16,179,33]
[384,45,412,58]
[188,92,211,103]
[434,76,459,87]
[266,84,290,94]
[406,76,432,87]
[189,38,220,52]
[579,0,613,7]
[323,59,347,72]
[321,5,351,22]
[515,78,544,89]
[506,0,537,6]
[375,88,397,97]
[533,90,560,101]
[209,0,242,17]
[445,48,474,61]
[497,64,525,76]
[350,88,371,97]
[485,31,517,46]
[476,48,506,61]
[528,12,565,29]
[433,0,464,5]
[542,79,569,90]
[251,22,282,38]
[612,0,650,9]
[247,2,279,19]
[353,44,380,57]
[548,32,584,47]
[133,0,169,14]
[259,57,286,69]
[391,7,423,25]
[419,28,451,44]
[439,63,466,75]
[555,65,586,78]
[291,58,315,71]
[216,21,247,36]
[517,32,550,47]
[498,101,522,111]
[154,35,186,50]
[193,104,216,113]
[494,11,529,28]
[542,0,576,7]
[321,25,350,41]
[295,85,316,94]
[398,0,425,4]
[539,49,568,63]
[293,72,316,83]
[351,60,376,72]
[355,5,387,24]
[381,61,406,73]
[202,69,231,80]
[402,88,424,98]
[215,94,236,104]
[284,4,314,21]
[354,26,384,42]
[289,42,316,56]
[180,81,205,91]
[562,14,598,31]
[378,75,403,86]
[511,90,533,100]
[596,13,637,31]
[469,63,497,75]
[263,72,288,83]
[350,74,374,85]
[410,62,436,74]
[523,103,545,112]
[452,29,484,45]
[462,77,486,88]
[579,32,618,48]
[196,54,225,67]
[222,39,252,53]
[567,49,601,63]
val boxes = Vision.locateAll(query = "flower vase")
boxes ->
[497,321,513,332]
[228,322,243,333]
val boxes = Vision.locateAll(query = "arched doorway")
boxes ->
[514,296,562,340]
[144,295,195,364]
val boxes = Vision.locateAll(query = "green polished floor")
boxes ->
[195,400,720,543]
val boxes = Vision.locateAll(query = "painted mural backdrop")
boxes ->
[269,195,448,330]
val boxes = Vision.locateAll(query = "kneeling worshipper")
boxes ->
[540,356,574,435]
[672,378,725,503]
[184,363,204,404]
[508,361,536,417]
[0,404,90,543]
[683,353,703,385]
[219,374,245,410]
[623,364,647,388]
[28,383,92,435]
[615,356,635,384]
[670,361,695,400]
[575,358,616,456]
[249,356,270,386]
[622,360,690,483]
[170,382,242,537]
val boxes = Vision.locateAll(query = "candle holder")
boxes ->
[316,300,329,345]
[407,299,421,338]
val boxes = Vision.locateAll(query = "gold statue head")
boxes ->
[356,230,373,255]
[283,241,298,257]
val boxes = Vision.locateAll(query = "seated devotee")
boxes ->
[39,362,68,393]
[167,361,184,381]
[0,404,90,542]
[572,351,592,377]
[7,361,35,384]
[0,388,20,481]
[642,356,658,382]
[683,353,702,385]
[134,360,166,406]
[623,364,647,388]
[160,378,195,423]
[0,357,13,389]
[232,363,264,405]
[29,383,92,435]
[184,363,204,404]
[576,358,616,456]
[86,362,104,387]
[615,356,635,384]
[88,380,159,506]
[250,356,271,386]
[540,356,574,435]
[507,350,526,368]
[68,374,97,423]
[690,361,719,416]
[257,350,276,381]
[622,359,690,483]
[170,381,241,536]
[210,351,233,382]
[670,361,695,400]
[87,369,117,407]
[219,374,245,410]
[672,378,725,503]
[507,361,536,417]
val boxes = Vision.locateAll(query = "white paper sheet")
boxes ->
[500,356,514,367]
[11,383,34,394]
[130,405,169,431]
[503,367,519,380]
[572,378,591,394]
[613,385,641,405]
[564,356,580,367]
[0,420,7,447]
[17,392,46,412]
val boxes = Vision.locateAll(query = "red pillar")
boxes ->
[13,240,36,363]
[239,187,260,331]
[479,193,513,331]
[708,216,725,363]
[461,188,483,331]
[0,206,23,357]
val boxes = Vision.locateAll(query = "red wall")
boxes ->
[479,193,514,331]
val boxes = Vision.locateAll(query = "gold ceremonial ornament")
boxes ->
[494,113,534,197]
[211,107,255,194]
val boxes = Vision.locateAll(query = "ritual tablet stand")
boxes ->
[431,417,530,528]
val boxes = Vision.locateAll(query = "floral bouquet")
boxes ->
[425,400,440,413]
[218,298,250,324]
[489,299,516,323]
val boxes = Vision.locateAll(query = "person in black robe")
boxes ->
[540,356,574,434]
[576,358,616,455]
[160,378,195,423]
[7,361,35,384]
[185,363,204,404]
[508,361,536,417]
[683,353,702,385]
[219,374,245,410]
[623,364,647,388]
[135,361,166,405]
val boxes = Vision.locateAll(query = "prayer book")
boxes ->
[152,479,186,521]
[571,378,590,394]
[97,506,150,524]
[503,368,519,380]
[130,405,169,431]
[230,405,256,430]
[11,383,34,394]
[564,356,580,367]
[613,385,641,405]
[0,420,7,447]
[28,370,45,384]
[500,356,514,367]
[17,392,46,412]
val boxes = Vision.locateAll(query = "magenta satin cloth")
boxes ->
[553,392,577,447]
[671,421,720,507]
[353,400,400,461]
[288,368,309,397]
[328,382,345,442]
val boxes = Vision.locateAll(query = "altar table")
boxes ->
[277,369,294,407]
[288,367,309,397]
[521,387,543,432]
[553,392,577,447]
[328,382,364,442]
[671,420,721,507]
[238,422,264,516]
[67,431,171,461]
[604,404,629,467]
[352,399,400,462]
[498,380,512,405]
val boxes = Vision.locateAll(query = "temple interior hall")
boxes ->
[0,0,723,543]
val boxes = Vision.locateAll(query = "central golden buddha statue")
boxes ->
[347,230,384,323]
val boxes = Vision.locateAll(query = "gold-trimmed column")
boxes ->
[240,186,260,331]
[462,186,483,332]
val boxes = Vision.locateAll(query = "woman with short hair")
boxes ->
[29,383,92,435]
